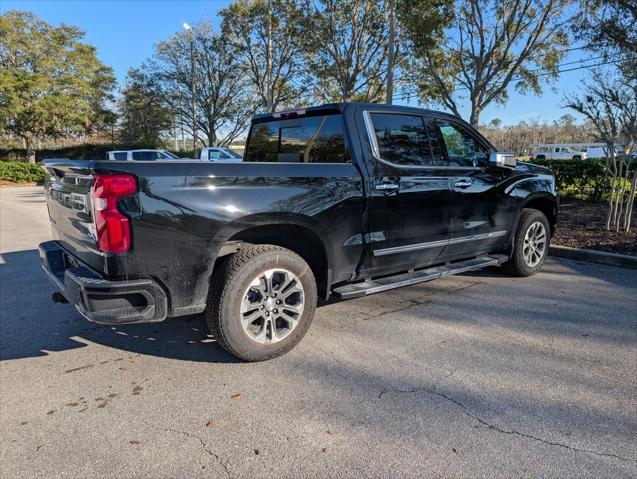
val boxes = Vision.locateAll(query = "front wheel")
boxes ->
[206,244,317,361]
[504,209,551,277]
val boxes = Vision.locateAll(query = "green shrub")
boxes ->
[0,161,46,183]
[527,158,635,201]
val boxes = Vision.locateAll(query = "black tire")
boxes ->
[536,155,545,160]
[206,244,317,361]
[572,155,581,160]
[504,209,551,277]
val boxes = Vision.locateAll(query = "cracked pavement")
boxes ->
[1,186,636,478]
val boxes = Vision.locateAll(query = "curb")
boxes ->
[549,245,637,269]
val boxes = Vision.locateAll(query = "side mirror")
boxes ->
[489,152,516,168]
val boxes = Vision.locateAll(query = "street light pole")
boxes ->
[385,0,396,105]
[183,23,197,157]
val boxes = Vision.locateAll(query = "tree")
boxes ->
[299,0,393,103]
[221,0,305,112]
[146,21,254,147]
[576,0,637,79]
[564,70,637,232]
[489,118,502,129]
[0,11,115,162]
[402,0,571,127]
[118,68,173,146]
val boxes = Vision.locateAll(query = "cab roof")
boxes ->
[251,102,460,123]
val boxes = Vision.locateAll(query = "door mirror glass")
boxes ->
[489,152,516,167]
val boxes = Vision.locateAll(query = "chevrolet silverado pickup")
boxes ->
[39,103,557,361]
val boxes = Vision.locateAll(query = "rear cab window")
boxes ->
[245,113,349,163]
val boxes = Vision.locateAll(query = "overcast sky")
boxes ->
[2,0,599,125]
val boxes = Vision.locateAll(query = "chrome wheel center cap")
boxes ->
[265,298,275,312]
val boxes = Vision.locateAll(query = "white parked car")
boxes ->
[106,149,182,161]
[532,145,587,161]
[199,147,243,162]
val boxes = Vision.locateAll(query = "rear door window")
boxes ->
[113,152,128,161]
[369,113,442,167]
[245,114,348,163]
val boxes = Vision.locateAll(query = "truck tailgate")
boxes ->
[41,161,103,272]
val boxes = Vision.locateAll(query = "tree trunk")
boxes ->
[605,152,617,230]
[613,159,624,230]
[24,136,36,164]
[624,171,636,233]
[265,0,273,112]
[469,104,481,128]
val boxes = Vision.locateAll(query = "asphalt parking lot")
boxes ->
[1,186,636,478]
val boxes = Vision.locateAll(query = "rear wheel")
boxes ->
[206,244,317,361]
[504,209,551,277]
[572,155,581,160]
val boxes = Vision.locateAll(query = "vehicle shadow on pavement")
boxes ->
[464,258,634,289]
[0,249,240,363]
[4,189,47,201]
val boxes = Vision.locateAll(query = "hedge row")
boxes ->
[0,162,46,183]
[528,158,635,201]
[530,158,608,200]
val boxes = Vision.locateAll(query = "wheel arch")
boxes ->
[211,215,332,300]
[521,194,558,234]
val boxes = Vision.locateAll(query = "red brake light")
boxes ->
[91,173,137,253]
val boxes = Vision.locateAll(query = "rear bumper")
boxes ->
[39,241,167,324]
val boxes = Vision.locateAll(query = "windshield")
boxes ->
[162,151,180,159]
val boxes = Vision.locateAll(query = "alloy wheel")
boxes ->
[240,269,305,344]
[523,221,547,267]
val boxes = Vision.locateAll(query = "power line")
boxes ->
[392,57,626,102]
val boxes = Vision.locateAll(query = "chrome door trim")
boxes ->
[373,230,507,257]
[363,110,381,161]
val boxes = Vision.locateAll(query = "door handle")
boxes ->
[453,179,472,188]
[375,182,400,191]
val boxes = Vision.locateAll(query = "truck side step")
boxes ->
[332,255,508,299]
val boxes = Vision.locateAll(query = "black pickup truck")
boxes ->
[39,103,557,361]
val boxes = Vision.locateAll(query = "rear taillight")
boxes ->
[91,173,137,253]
